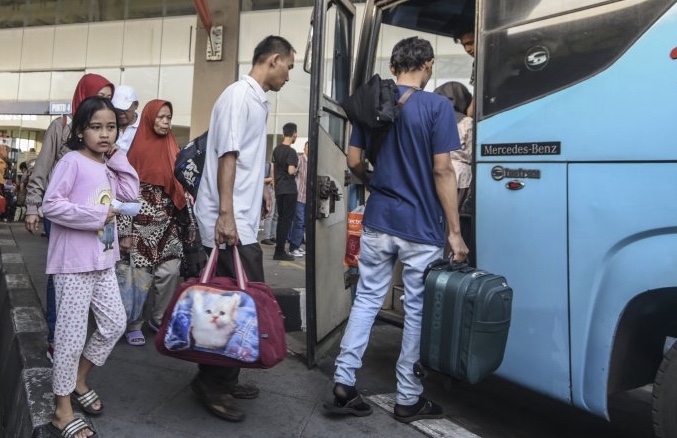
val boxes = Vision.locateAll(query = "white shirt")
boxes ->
[195,75,269,247]
[116,113,140,154]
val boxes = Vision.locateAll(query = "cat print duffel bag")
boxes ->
[155,247,287,368]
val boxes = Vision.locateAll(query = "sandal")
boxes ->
[323,393,373,417]
[71,389,104,416]
[393,397,444,423]
[45,417,97,437]
[190,377,245,422]
[125,330,145,346]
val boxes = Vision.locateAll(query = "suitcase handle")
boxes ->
[200,246,248,290]
[424,258,473,278]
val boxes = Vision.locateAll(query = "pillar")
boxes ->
[190,0,241,137]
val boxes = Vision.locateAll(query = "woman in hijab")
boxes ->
[434,81,474,206]
[119,99,185,346]
[24,73,115,363]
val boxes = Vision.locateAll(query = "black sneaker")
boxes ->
[393,397,444,423]
[273,252,295,261]
[260,239,275,245]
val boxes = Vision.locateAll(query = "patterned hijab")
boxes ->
[127,99,186,209]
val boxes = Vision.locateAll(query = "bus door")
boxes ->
[305,0,356,366]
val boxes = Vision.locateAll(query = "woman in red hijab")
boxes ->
[119,99,185,346]
[25,73,115,229]
[23,73,114,365]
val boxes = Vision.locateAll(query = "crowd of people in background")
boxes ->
[0,152,31,224]
[1,24,478,436]
[6,35,301,438]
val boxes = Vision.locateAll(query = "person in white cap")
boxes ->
[112,85,140,153]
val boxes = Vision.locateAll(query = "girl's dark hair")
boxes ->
[390,36,435,75]
[66,96,119,150]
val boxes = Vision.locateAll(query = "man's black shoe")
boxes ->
[393,397,444,423]
[225,383,259,399]
[273,252,295,261]
[260,239,275,245]
[190,377,245,422]
[323,383,373,417]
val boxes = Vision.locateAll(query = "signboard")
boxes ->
[49,102,72,115]
[206,26,223,61]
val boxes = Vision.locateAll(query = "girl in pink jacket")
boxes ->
[42,96,140,438]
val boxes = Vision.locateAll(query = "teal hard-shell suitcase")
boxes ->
[420,260,513,384]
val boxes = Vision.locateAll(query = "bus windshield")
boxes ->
[485,0,613,30]
[482,0,673,117]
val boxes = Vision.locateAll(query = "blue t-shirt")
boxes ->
[350,86,460,247]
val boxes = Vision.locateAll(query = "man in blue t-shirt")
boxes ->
[325,37,469,422]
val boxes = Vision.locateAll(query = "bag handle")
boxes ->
[423,257,472,278]
[232,246,248,289]
[199,246,248,290]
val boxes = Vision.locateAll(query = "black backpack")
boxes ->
[342,74,417,165]
[174,130,208,198]
[342,74,400,131]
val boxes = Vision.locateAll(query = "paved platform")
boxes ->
[7,223,442,438]
[3,222,658,438]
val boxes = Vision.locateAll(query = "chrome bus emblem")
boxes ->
[525,46,550,71]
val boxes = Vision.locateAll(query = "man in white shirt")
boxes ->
[193,35,296,423]
[112,85,140,153]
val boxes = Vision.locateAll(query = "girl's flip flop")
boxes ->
[71,389,105,416]
[46,417,98,437]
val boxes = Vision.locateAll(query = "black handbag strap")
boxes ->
[369,86,419,165]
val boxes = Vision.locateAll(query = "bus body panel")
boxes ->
[478,4,677,164]
[476,3,677,417]
[569,163,677,417]
[475,163,571,402]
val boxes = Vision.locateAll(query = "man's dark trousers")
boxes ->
[275,193,297,255]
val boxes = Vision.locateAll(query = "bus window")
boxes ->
[484,0,611,30]
[369,25,470,92]
[304,2,353,149]
[481,0,674,117]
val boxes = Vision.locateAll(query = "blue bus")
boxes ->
[304,1,677,436]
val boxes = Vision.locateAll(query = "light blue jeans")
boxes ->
[334,227,442,406]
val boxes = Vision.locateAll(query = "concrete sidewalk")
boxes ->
[8,223,433,438]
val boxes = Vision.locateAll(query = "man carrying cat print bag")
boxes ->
[172,35,295,423]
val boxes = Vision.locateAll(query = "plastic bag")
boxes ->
[344,205,365,268]
[116,258,154,322]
